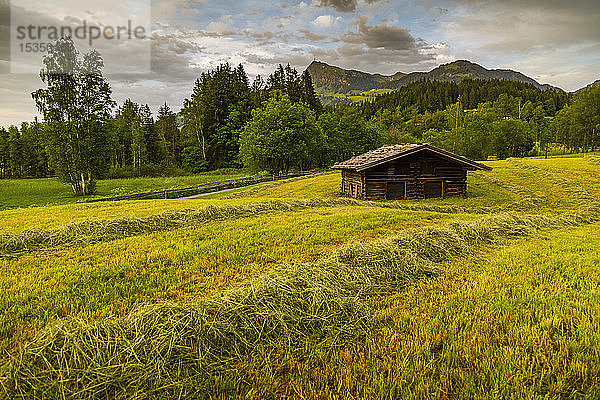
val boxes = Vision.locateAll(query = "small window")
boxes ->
[422,160,435,175]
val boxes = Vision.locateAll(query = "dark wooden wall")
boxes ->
[340,150,468,200]
[341,169,365,198]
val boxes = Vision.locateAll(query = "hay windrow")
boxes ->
[585,155,600,165]
[471,171,546,204]
[3,204,600,399]
[507,158,594,201]
[0,199,505,257]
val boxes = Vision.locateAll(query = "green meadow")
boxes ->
[1,156,600,398]
[0,169,249,210]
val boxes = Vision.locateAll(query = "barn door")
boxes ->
[386,182,406,200]
[424,181,443,198]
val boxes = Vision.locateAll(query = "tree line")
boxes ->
[361,79,570,117]
[1,37,598,196]
[360,80,598,160]
[0,38,377,194]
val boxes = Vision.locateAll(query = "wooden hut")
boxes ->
[332,143,492,200]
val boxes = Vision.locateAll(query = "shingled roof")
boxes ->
[332,143,492,172]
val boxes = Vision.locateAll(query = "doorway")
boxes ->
[424,181,443,198]
[386,182,406,200]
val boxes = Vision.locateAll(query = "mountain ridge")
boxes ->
[306,59,564,103]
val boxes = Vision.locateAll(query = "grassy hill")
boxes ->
[1,156,600,398]
[307,61,405,98]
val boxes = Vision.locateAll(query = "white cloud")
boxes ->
[312,15,341,28]
[206,15,235,35]
[422,43,455,64]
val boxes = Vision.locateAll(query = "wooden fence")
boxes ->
[73,169,332,204]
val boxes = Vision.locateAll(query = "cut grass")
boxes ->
[530,157,600,196]
[4,206,600,398]
[0,197,264,234]
[1,157,582,234]
[471,171,545,203]
[1,197,530,257]
[585,154,600,165]
[236,221,600,398]
[243,172,343,199]
[0,199,362,256]
[0,206,464,361]
[492,160,584,210]
[0,157,598,398]
[508,158,594,202]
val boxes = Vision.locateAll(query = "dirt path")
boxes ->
[179,182,270,199]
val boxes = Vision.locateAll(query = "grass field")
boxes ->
[347,89,396,103]
[0,169,249,210]
[1,157,599,398]
[315,88,395,104]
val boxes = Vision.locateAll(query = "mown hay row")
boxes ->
[0,199,332,255]
[508,158,594,201]
[471,171,545,203]
[3,203,600,399]
[0,199,500,257]
[585,155,600,165]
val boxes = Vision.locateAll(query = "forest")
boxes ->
[0,37,598,195]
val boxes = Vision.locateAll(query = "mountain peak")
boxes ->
[305,59,562,103]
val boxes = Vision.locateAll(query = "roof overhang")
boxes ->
[332,144,493,172]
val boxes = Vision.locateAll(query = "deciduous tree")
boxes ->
[240,94,322,173]
[32,37,114,195]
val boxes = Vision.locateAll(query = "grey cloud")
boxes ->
[318,0,358,12]
[152,32,204,55]
[0,72,41,126]
[244,31,280,43]
[342,16,424,51]
[246,31,275,39]
[443,0,600,53]
[297,29,329,42]
[310,43,437,76]
[63,15,82,24]
[156,22,290,44]
[243,52,312,68]
[447,3,599,55]
[89,34,202,116]
[435,0,599,90]
[0,4,201,125]
[147,33,203,83]
[307,15,439,75]
[317,0,383,13]
[446,0,598,11]
[0,0,9,73]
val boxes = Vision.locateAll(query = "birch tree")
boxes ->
[32,37,114,195]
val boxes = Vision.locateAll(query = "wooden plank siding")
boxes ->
[341,169,366,199]
[340,150,468,200]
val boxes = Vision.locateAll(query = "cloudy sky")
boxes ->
[0,0,598,126]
